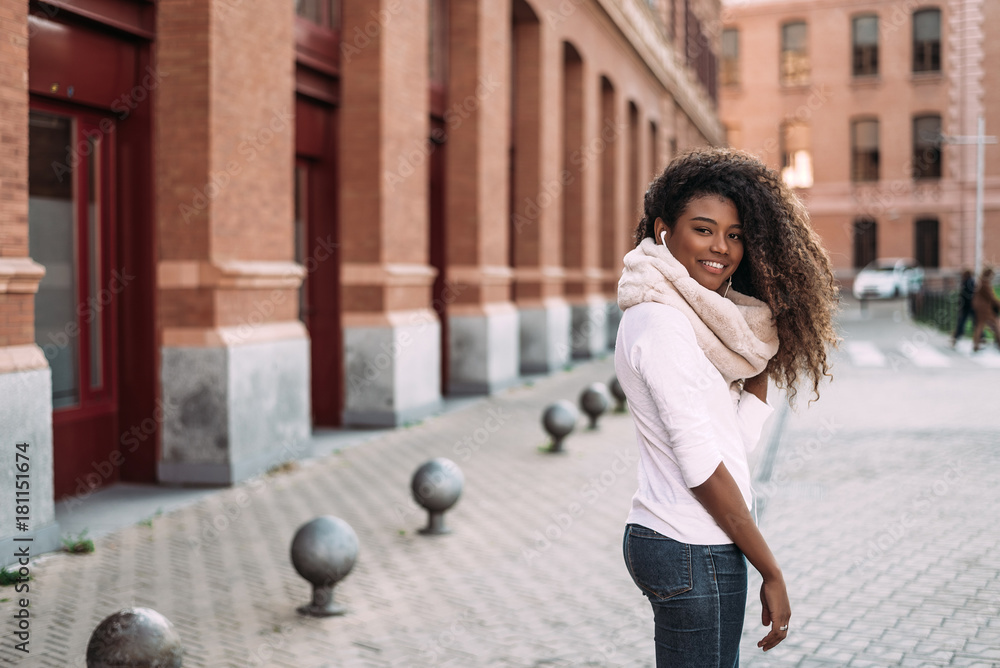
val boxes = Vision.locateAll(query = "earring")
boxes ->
[723,277,732,299]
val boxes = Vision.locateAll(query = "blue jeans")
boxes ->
[623,524,747,667]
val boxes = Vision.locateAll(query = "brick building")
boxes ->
[718,0,999,278]
[0,0,722,556]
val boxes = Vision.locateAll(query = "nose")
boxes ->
[710,232,729,256]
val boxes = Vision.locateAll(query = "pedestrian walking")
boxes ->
[615,148,839,666]
[950,269,977,347]
[971,267,1000,352]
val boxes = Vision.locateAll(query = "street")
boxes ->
[1,295,998,667]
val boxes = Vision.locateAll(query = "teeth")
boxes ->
[702,261,724,269]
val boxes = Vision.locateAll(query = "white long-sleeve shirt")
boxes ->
[615,301,774,545]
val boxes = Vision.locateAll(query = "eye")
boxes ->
[695,227,712,234]
[728,232,743,241]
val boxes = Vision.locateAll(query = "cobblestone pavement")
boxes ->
[2,299,998,667]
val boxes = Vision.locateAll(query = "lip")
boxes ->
[698,260,728,275]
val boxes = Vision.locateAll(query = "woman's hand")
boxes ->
[757,575,791,651]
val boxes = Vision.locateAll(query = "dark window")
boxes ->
[913,9,941,73]
[851,119,879,182]
[781,21,809,85]
[912,115,942,179]
[429,0,448,87]
[852,15,879,76]
[915,218,940,268]
[853,218,878,269]
[296,0,339,30]
[721,29,739,86]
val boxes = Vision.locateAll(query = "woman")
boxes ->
[615,148,839,666]
[971,267,1000,352]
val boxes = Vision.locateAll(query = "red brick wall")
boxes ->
[0,1,37,348]
[156,0,296,330]
[0,0,28,259]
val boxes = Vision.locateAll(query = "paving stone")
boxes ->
[3,312,999,666]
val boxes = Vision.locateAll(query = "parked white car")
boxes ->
[852,258,925,300]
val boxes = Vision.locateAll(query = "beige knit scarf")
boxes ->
[617,237,779,384]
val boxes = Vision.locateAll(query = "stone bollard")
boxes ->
[86,608,183,668]
[609,376,627,413]
[411,458,464,535]
[290,516,359,617]
[579,382,611,429]
[541,400,579,453]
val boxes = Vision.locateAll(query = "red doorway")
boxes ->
[29,105,119,497]
[295,98,342,426]
[28,6,157,498]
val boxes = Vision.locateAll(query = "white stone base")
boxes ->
[570,297,609,359]
[0,363,59,565]
[342,316,442,426]
[448,304,520,395]
[518,298,571,374]
[159,335,311,485]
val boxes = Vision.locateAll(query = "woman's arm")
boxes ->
[690,462,790,651]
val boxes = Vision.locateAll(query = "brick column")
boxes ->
[155,0,309,483]
[0,0,60,560]
[339,0,441,425]
[511,15,571,375]
[444,0,519,394]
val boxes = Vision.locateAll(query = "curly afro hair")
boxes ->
[635,147,840,404]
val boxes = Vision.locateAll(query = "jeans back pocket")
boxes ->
[623,524,693,601]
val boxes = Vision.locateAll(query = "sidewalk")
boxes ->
[3,301,1000,667]
[3,357,660,667]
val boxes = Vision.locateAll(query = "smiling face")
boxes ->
[654,195,744,292]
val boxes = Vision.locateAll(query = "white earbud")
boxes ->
[659,230,667,245]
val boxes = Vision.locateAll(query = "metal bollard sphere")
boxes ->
[411,457,464,535]
[579,382,611,429]
[290,515,359,616]
[86,608,183,668]
[542,400,579,453]
[609,376,627,413]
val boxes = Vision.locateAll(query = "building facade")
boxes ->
[718,0,999,278]
[0,0,722,556]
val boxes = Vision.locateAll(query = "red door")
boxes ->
[29,105,119,497]
[295,98,342,426]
